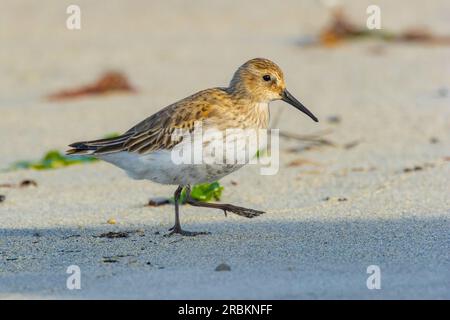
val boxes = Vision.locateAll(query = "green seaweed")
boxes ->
[10,150,98,170]
[9,133,121,171]
[102,132,121,139]
[169,181,224,204]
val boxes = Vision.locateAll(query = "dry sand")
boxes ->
[0,0,449,299]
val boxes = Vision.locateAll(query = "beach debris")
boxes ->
[101,132,122,140]
[429,137,439,144]
[271,110,333,150]
[326,115,341,124]
[0,195,5,203]
[148,197,170,206]
[281,129,336,146]
[397,28,450,45]
[215,263,231,272]
[145,261,164,270]
[298,8,450,48]
[11,150,98,171]
[323,196,348,202]
[107,218,117,225]
[9,134,119,171]
[96,229,145,239]
[102,254,138,264]
[62,234,81,240]
[287,158,321,167]
[282,129,337,152]
[403,166,423,173]
[230,180,238,186]
[299,169,323,175]
[96,231,130,239]
[350,166,376,173]
[20,180,38,187]
[0,179,38,188]
[283,130,361,153]
[47,71,136,101]
[343,140,361,149]
[0,183,13,188]
[400,162,435,174]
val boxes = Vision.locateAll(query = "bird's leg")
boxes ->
[166,185,210,237]
[185,185,264,219]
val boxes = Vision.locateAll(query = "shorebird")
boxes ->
[68,58,318,236]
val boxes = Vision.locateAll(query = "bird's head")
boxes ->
[230,58,318,122]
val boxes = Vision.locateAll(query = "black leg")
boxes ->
[184,185,264,218]
[166,185,210,237]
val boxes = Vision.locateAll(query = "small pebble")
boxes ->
[107,218,116,225]
[429,137,439,144]
[326,115,341,124]
[323,196,347,202]
[343,140,360,149]
[0,195,5,203]
[215,263,231,272]
[437,87,448,97]
[403,166,423,173]
[20,180,38,187]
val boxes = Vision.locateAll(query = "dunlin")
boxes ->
[68,58,318,236]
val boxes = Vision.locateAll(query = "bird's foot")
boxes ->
[165,225,211,237]
[185,198,264,219]
[220,204,265,218]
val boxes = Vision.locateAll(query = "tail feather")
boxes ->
[67,133,133,156]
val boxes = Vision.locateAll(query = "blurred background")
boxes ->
[1,0,449,168]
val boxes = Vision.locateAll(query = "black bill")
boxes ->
[281,89,318,122]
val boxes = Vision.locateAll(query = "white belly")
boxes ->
[100,150,244,185]
[99,127,263,185]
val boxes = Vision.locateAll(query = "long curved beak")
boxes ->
[281,89,318,122]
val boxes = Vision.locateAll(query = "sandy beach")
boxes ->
[1,0,449,299]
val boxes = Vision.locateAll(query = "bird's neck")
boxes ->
[224,86,271,129]
[231,96,270,129]
[251,101,270,129]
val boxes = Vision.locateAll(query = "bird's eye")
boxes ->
[262,75,271,82]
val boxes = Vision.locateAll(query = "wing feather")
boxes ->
[67,88,231,156]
